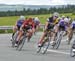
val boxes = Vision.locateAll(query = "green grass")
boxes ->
[0,13,75,33]
[0,13,75,26]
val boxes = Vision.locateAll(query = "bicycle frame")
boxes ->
[16,29,27,51]
[53,29,64,49]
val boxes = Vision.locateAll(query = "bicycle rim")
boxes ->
[54,33,62,49]
[17,37,26,51]
[12,32,18,47]
[70,47,75,57]
[41,39,50,54]
[36,40,46,53]
[36,47,41,53]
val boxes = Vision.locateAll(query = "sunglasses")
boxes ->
[54,16,58,18]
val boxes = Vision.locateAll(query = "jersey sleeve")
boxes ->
[47,18,49,22]
[23,21,28,27]
[54,19,59,24]
[32,22,35,28]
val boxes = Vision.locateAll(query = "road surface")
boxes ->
[0,32,75,61]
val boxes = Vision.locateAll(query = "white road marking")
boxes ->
[47,49,70,55]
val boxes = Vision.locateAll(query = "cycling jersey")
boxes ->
[34,20,40,25]
[58,19,66,31]
[59,20,65,26]
[16,20,24,30]
[17,20,24,27]
[71,21,75,29]
[23,20,35,30]
[47,17,59,29]
[47,17,59,24]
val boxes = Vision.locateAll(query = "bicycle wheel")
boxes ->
[41,37,50,54]
[70,40,75,57]
[16,36,26,51]
[36,39,46,53]
[12,31,18,47]
[36,46,42,53]
[53,31,63,49]
[70,47,75,57]
[52,33,58,48]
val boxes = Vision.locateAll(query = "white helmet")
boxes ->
[19,15,25,20]
[62,15,65,18]
[53,12,59,17]
[64,18,70,23]
[34,17,39,21]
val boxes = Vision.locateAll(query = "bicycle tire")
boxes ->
[16,36,26,51]
[36,40,46,53]
[70,46,75,57]
[37,46,41,53]
[41,37,50,54]
[53,31,63,49]
[12,32,18,47]
[70,40,75,57]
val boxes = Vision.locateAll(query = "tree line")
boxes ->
[0,5,75,17]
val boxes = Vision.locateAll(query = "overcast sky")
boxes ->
[0,0,75,5]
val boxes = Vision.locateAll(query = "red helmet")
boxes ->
[28,18,33,22]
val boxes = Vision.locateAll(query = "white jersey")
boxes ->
[72,21,75,24]
[64,18,70,23]
[71,21,75,28]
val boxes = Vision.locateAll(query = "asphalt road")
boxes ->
[0,32,75,61]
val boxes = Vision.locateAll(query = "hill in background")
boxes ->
[0,4,67,11]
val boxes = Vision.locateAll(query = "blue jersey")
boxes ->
[34,21,40,25]
[47,17,54,23]
[17,20,24,27]
[71,21,75,29]
[59,20,65,26]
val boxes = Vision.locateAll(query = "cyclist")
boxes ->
[67,19,75,45]
[11,15,25,41]
[33,17,40,33]
[38,12,59,47]
[55,17,67,38]
[16,17,35,44]
[70,19,75,51]
[64,17,71,44]
[61,15,65,20]
[56,17,71,44]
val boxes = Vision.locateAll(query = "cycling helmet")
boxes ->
[19,15,25,20]
[34,17,40,21]
[53,12,59,17]
[62,15,65,18]
[28,18,33,22]
[64,18,70,23]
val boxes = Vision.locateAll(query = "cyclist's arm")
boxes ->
[20,21,26,31]
[45,21,49,30]
[47,18,55,25]
[15,21,18,26]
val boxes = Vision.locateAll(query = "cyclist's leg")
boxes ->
[65,25,73,45]
[38,30,47,46]
[51,24,59,45]
[13,26,18,35]
[69,29,73,40]
[67,27,73,43]
[16,30,24,44]
[36,25,40,32]
[11,26,18,41]
[27,28,33,42]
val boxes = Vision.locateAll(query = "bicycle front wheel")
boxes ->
[41,38,50,54]
[12,31,18,47]
[53,32,63,49]
[70,46,75,57]
[16,36,26,51]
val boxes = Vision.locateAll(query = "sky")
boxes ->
[0,0,75,5]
